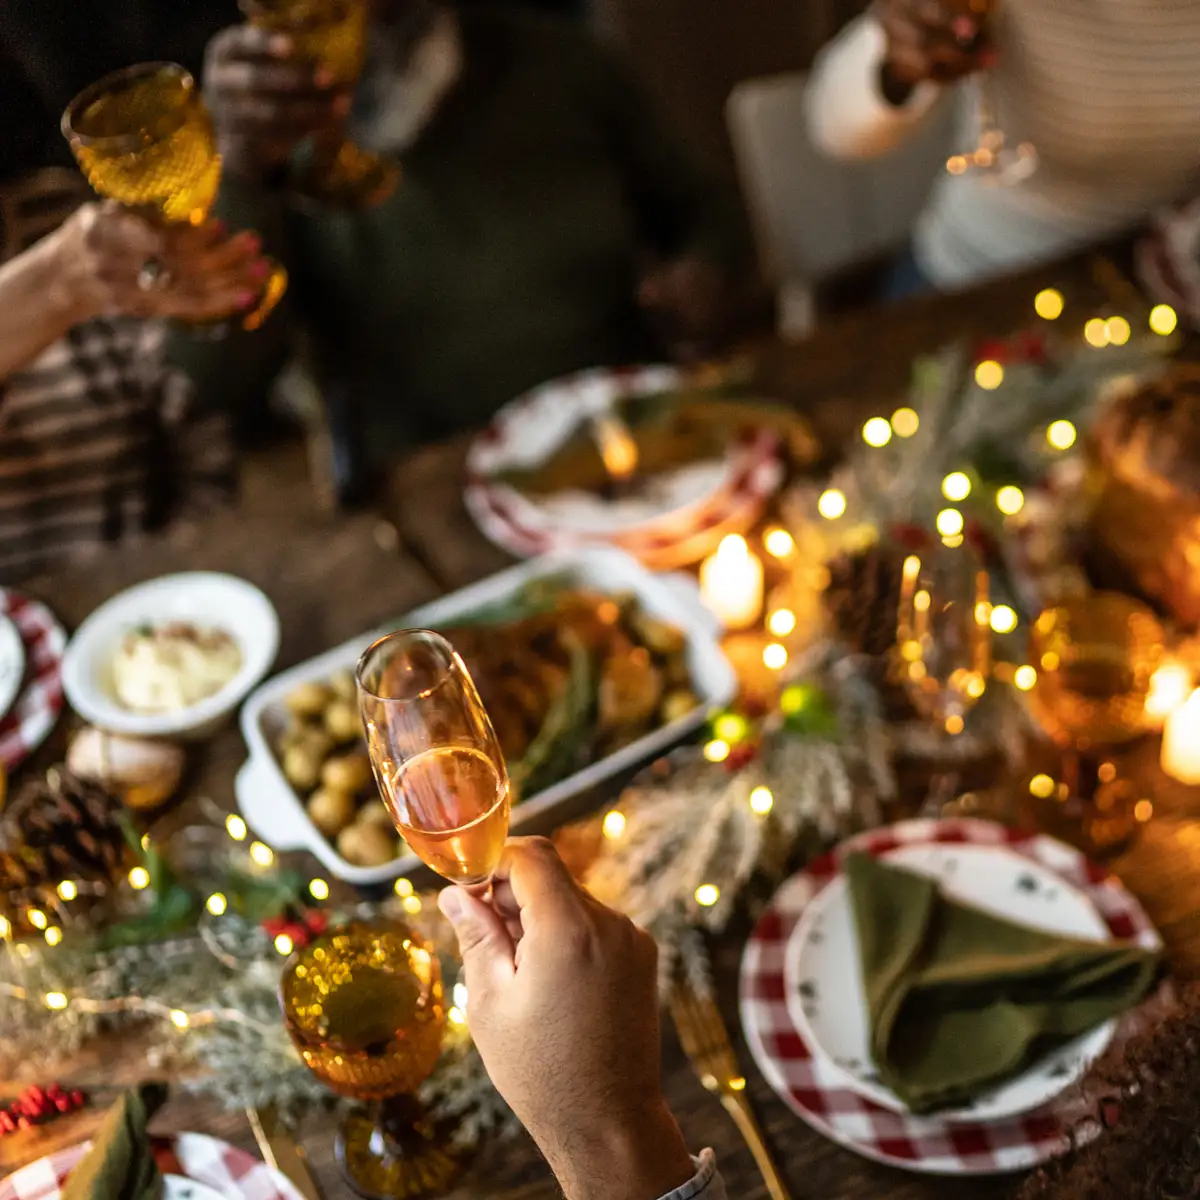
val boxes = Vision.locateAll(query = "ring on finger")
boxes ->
[137,257,173,291]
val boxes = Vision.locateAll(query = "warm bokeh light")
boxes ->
[768,609,797,637]
[602,810,627,839]
[818,489,847,520]
[44,992,69,1011]
[448,1007,466,1027]
[704,739,731,764]
[996,485,1025,516]
[763,643,789,671]
[713,712,749,743]
[749,786,774,815]
[1083,318,1110,348]
[1034,288,1064,320]
[128,866,150,890]
[394,878,414,898]
[947,155,968,175]
[249,841,274,867]
[44,926,63,946]
[990,605,1018,634]
[1150,303,1178,336]
[1135,800,1154,823]
[274,933,294,956]
[1106,316,1131,346]
[171,1009,191,1029]
[1146,663,1193,720]
[309,878,330,901]
[0,917,10,939]
[942,472,972,502]
[903,555,921,580]
[945,715,965,735]
[965,675,986,699]
[206,892,228,917]
[1029,774,1056,799]
[974,601,993,627]
[1014,665,1038,691]
[1047,420,1077,451]
[764,528,795,559]
[402,894,423,915]
[27,908,47,930]
[863,417,893,448]
[695,884,721,907]
[891,407,920,438]
[975,360,1004,390]
[56,880,78,902]
[225,814,248,841]
[936,508,965,537]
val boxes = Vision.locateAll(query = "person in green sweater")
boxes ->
[173,0,751,490]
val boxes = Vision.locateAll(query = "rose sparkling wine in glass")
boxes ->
[357,630,510,886]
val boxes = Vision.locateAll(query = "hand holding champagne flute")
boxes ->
[357,630,511,887]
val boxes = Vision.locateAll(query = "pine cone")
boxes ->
[823,544,906,659]
[0,769,129,914]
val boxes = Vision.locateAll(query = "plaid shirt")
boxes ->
[0,169,234,582]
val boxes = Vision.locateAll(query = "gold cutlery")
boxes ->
[671,984,791,1200]
[247,1106,323,1200]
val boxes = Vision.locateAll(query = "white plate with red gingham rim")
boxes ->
[463,365,783,566]
[0,1131,308,1200]
[739,819,1163,1176]
[0,589,66,771]
[784,842,1117,1123]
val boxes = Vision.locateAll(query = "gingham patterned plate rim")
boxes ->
[0,1131,307,1200]
[739,818,1163,1177]
[0,590,66,771]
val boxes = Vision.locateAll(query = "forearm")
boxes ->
[538,1099,697,1200]
[806,13,943,159]
[0,229,91,382]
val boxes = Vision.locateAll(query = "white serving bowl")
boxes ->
[63,572,280,739]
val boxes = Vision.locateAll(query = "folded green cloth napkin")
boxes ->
[63,1085,168,1200]
[845,852,1160,1113]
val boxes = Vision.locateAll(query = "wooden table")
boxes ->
[5,257,1199,1200]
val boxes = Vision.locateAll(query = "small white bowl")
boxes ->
[63,572,280,740]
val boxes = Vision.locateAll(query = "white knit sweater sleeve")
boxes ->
[805,13,945,159]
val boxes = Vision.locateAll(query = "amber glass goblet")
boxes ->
[61,62,287,331]
[281,918,455,1198]
[241,0,399,208]
[1027,593,1164,853]
[358,631,511,888]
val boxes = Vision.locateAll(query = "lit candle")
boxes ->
[1145,662,1194,726]
[1162,690,1200,785]
[700,535,764,630]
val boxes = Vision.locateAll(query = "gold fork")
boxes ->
[670,983,792,1200]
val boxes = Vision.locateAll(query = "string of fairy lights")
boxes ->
[3,292,1183,1025]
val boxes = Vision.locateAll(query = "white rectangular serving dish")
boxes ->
[236,547,737,885]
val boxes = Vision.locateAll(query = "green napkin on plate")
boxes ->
[845,852,1160,1114]
[62,1085,168,1200]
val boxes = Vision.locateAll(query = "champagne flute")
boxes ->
[281,918,456,1198]
[241,0,399,209]
[61,62,287,332]
[357,630,511,887]
[944,0,1038,184]
[895,542,993,813]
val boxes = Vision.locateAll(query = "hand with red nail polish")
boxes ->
[877,0,996,103]
[45,205,275,325]
[204,22,350,182]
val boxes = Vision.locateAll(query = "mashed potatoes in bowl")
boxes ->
[112,622,244,714]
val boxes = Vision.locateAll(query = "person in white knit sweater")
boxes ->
[806,0,1200,292]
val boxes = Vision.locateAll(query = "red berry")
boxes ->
[262,916,286,936]
[54,1097,71,1113]
[303,910,328,935]
[70,1092,85,1107]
